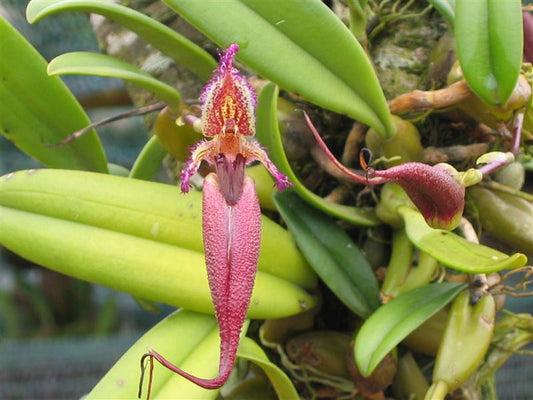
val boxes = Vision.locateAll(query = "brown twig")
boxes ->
[44,102,166,147]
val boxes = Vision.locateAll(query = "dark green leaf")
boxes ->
[256,83,381,226]
[274,190,380,319]
[0,16,107,172]
[164,0,392,137]
[354,282,466,376]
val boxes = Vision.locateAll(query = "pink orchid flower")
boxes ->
[303,113,465,230]
[141,44,290,394]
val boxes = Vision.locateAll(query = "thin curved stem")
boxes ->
[303,112,387,185]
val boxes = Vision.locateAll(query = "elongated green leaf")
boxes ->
[256,83,381,226]
[26,0,216,81]
[455,0,523,105]
[0,169,317,318]
[164,0,392,137]
[274,191,379,319]
[354,282,466,376]
[0,169,315,290]
[48,52,181,108]
[399,206,527,273]
[0,16,107,172]
[238,338,300,400]
[129,135,167,181]
[88,309,220,399]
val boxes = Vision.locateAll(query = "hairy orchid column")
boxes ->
[141,45,290,394]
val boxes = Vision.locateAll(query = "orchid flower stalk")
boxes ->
[140,45,290,394]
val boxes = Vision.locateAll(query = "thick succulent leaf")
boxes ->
[164,0,392,137]
[0,16,107,172]
[274,191,380,319]
[0,169,317,318]
[88,309,220,399]
[237,338,300,400]
[455,0,523,105]
[256,83,381,226]
[48,52,181,108]
[354,282,466,376]
[399,206,528,273]
[26,0,216,81]
[0,169,315,290]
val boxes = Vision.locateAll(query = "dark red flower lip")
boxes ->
[304,112,465,230]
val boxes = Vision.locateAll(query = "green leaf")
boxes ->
[88,309,220,399]
[244,164,277,211]
[429,0,455,27]
[274,190,380,319]
[164,0,392,137]
[0,16,107,172]
[48,52,181,109]
[26,0,217,81]
[354,282,466,376]
[256,83,381,226]
[129,135,167,181]
[88,311,295,400]
[399,206,528,273]
[0,169,317,318]
[238,338,300,400]
[455,0,523,105]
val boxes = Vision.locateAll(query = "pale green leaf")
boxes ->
[399,206,527,273]
[455,0,523,105]
[48,52,181,108]
[26,0,216,80]
[164,0,392,137]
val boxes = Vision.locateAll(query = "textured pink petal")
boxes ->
[143,174,261,391]
[201,173,261,386]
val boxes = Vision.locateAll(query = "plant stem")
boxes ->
[424,380,449,400]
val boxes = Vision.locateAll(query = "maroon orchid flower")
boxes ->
[303,113,465,230]
[140,45,290,394]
